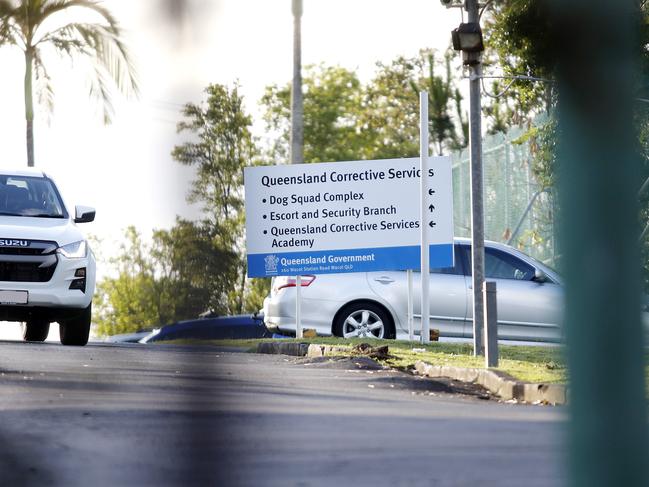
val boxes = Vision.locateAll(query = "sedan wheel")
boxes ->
[334,303,394,339]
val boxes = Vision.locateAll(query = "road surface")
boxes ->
[0,340,565,486]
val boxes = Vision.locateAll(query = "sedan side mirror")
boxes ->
[533,269,548,283]
[74,205,96,223]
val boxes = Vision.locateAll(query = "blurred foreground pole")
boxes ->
[556,1,649,486]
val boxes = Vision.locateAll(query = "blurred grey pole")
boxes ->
[556,1,648,486]
[291,0,304,338]
[467,0,485,356]
[290,0,303,165]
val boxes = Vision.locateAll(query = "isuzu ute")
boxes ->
[0,169,96,345]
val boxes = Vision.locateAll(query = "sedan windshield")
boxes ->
[0,175,66,218]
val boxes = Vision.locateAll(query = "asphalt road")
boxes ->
[0,340,566,487]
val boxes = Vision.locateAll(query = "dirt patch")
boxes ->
[296,355,494,401]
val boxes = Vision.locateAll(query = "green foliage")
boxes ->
[261,50,467,163]
[486,0,554,122]
[481,0,558,231]
[513,117,557,190]
[173,84,253,227]
[95,222,240,336]
[362,49,467,158]
[262,65,368,163]
[242,277,271,314]
[96,84,265,335]
[416,51,467,154]
[360,56,421,159]
[172,83,261,314]
[488,1,649,290]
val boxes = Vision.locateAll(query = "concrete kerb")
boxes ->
[256,342,310,357]
[414,361,567,405]
[255,342,567,405]
[256,342,348,358]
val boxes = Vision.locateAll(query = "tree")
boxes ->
[485,0,649,286]
[262,64,367,163]
[261,51,467,163]
[172,83,259,314]
[367,49,466,157]
[94,222,240,335]
[0,0,138,166]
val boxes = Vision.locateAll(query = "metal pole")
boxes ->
[295,275,303,338]
[483,281,498,368]
[291,0,304,338]
[466,0,485,356]
[407,269,414,341]
[557,1,648,486]
[420,91,430,345]
[290,0,303,165]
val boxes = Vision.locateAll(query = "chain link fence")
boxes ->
[451,125,557,267]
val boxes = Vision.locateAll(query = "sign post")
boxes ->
[407,269,414,341]
[419,92,430,344]
[295,275,303,338]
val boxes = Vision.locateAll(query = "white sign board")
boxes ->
[244,157,453,278]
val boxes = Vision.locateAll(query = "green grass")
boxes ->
[157,336,567,384]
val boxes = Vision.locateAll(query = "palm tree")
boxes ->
[0,0,138,167]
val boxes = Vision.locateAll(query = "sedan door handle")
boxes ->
[374,276,395,284]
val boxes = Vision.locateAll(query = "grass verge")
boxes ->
[157,337,567,384]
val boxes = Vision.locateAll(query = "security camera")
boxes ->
[440,0,463,8]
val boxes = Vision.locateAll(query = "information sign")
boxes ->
[244,157,453,278]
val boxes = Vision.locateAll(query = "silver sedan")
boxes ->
[263,238,564,342]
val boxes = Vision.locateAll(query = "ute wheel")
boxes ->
[59,304,91,346]
[22,320,50,342]
[333,302,395,339]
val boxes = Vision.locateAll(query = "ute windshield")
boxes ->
[0,175,66,218]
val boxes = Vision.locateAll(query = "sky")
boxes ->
[0,0,461,338]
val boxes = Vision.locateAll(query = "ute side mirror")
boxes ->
[74,205,96,223]
[533,269,548,283]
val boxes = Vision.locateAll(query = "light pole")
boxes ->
[290,0,304,338]
[450,0,486,355]
[290,0,304,166]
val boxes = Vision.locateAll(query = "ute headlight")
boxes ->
[57,240,87,259]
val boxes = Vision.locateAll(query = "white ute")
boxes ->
[0,169,96,346]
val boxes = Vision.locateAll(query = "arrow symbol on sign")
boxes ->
[428,204,435,212]
[428,189,435,196]
[429,221,436,228]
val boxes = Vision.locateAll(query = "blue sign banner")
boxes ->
[247,244,454,278]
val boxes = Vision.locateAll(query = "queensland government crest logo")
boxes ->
[264,254,279,275]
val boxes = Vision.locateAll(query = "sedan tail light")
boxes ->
[275,275,316,292]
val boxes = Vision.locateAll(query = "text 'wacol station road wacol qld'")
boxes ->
[244,157,454,277]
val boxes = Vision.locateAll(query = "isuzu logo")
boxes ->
[0,239,29,247]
